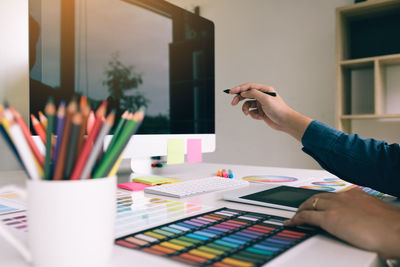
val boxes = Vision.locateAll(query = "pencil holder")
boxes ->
[0,176,116,267]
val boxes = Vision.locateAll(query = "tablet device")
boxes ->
[223,185,330,211]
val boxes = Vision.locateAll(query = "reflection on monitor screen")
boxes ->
[29,0,215,138]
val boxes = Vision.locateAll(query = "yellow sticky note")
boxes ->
[132,176,176,185]
[167,139,184,164]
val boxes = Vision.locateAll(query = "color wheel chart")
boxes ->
[242,175,298,183]
[299,178,349,192]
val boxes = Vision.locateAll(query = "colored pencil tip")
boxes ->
[106,111,116,125]
[95,100,107,117]
[133,109,145,122]
[80,95,87,109]
[121,110,129,119]
[100,100,107,108]
[67,99,78,113]
[45,101,56,115]
[30,114,39,122]
[223,89,231,94]
[138,106,146,113]
[72,112,82,124]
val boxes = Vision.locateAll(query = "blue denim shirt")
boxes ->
[301,120,400,197]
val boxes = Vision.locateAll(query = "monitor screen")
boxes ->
[29,0,215,136]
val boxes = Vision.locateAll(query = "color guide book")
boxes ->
[115,191,212,237]
[115,208,318,267]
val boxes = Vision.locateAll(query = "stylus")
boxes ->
[223,89,276,97]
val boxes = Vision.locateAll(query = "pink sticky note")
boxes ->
[187,139,202,163]
[118,182,155,191]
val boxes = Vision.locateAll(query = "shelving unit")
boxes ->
[335,0,400,133]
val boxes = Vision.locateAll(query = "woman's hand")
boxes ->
[284,189,400,259]
[229,83,312,141]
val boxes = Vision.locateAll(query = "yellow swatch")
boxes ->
[222,257,253,267]
[189,249,217,259]
[144,231,166,240]
[167,139,184,164]
[160,241,185,251]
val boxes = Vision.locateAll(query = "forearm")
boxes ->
[280,109,312,142]
[301,121,400,197]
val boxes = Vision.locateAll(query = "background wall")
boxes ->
[167,0,354,169]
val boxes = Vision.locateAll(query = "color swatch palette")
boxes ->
[116,208,317,266]
[115,191,211,237]
[0,212,28,232]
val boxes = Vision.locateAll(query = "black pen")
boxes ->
[223,89,276,97]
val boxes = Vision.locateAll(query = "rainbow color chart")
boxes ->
[116,207,318,266]
[242,175,298,183]
[115,194,211,237]
[299,178,386,198]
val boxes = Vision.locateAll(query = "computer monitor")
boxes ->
[29,0,215,171]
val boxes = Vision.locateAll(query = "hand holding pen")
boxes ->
[226,82,312,141]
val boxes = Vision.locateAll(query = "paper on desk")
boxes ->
[167,138,184,164]
[0,192,26,215]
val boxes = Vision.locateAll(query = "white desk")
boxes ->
[0,163,386,267]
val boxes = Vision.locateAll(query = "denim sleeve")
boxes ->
[301,120,400,197]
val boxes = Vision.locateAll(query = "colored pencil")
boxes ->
[107,155,122,177]
[63,113,82,178]
[2,108,14,131]
[80,95,87,110]
[31,114,46,144]
[69,101,107,180]
[80,112,115,179]
[93,107,145,178]
[0,108,22,164]
[105,109,144,176]
[8,119,41,180]
[43,99,56,180]
[87,110,95,135]
[99,110,128,166]
[76,97,90,156]
[53,101,66,165]
[53,100,77,180]
[9,107,44,167]
[105,110,128,153]
[38,111,48,130]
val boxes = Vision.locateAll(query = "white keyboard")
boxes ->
[144,176,249,198]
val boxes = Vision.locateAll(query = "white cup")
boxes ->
[0,176,116,267]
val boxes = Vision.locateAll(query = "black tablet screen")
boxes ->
[240,186,329,208]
